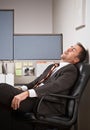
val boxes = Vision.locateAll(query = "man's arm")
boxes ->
[11,64,54,110]
[11,91,29,110]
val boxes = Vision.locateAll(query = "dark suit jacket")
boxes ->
[26,63,78,116]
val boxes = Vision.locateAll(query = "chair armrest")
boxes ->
[36,93,79,115]
[48,93,78,99]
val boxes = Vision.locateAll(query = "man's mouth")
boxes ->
[64,51,68,55]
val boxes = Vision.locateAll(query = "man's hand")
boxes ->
[11,91,29,110]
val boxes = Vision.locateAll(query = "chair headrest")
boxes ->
[71,63,90,97]
[67,63,90,118]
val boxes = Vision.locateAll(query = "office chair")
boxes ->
[22,62,90,130]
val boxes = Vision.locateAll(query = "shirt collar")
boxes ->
[59,61,70,68]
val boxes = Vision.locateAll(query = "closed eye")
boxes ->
[71,46,77,52]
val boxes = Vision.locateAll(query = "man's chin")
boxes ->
[61,53,66,58]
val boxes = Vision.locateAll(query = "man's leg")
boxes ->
[0,83,37,112]
[0,104,34,130]
[0,104,13,130]
[0,83,22,106]
[0,83,36,130]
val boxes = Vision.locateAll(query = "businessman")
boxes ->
[0,42,87,129]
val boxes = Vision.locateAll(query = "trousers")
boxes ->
[0,83,37,130]
[0,83,38,112]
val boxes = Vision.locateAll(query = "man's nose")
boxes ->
[67,48,72,52]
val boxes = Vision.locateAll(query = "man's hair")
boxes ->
[77,42,89,63]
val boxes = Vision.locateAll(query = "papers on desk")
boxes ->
[2,62,14,74]
[0,74,5,83]
[0,73,14,86]
[6,73,14,86]
[0,74,14,85]
[15,61,34,76]
[36,61,54,77]
[15,62,22,76]
[0,62,14,86]
[0,62,2,73]
[15,62,22,69]
[7,62,14,74]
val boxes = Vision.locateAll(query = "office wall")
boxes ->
[0,0,53,34]
[53,0,90,62]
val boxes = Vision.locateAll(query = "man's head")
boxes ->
[61,42,87,64]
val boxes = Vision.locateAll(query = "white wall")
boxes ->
[53,0,90,62]
[0,0,53,34]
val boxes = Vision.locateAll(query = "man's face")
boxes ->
[61,44,82,64]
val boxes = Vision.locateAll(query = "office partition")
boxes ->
[14,34,63,60]
[0,10,14,60]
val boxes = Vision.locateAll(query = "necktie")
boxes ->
[34,63,59,88]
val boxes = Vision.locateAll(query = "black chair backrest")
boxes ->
[66,63,90,118]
